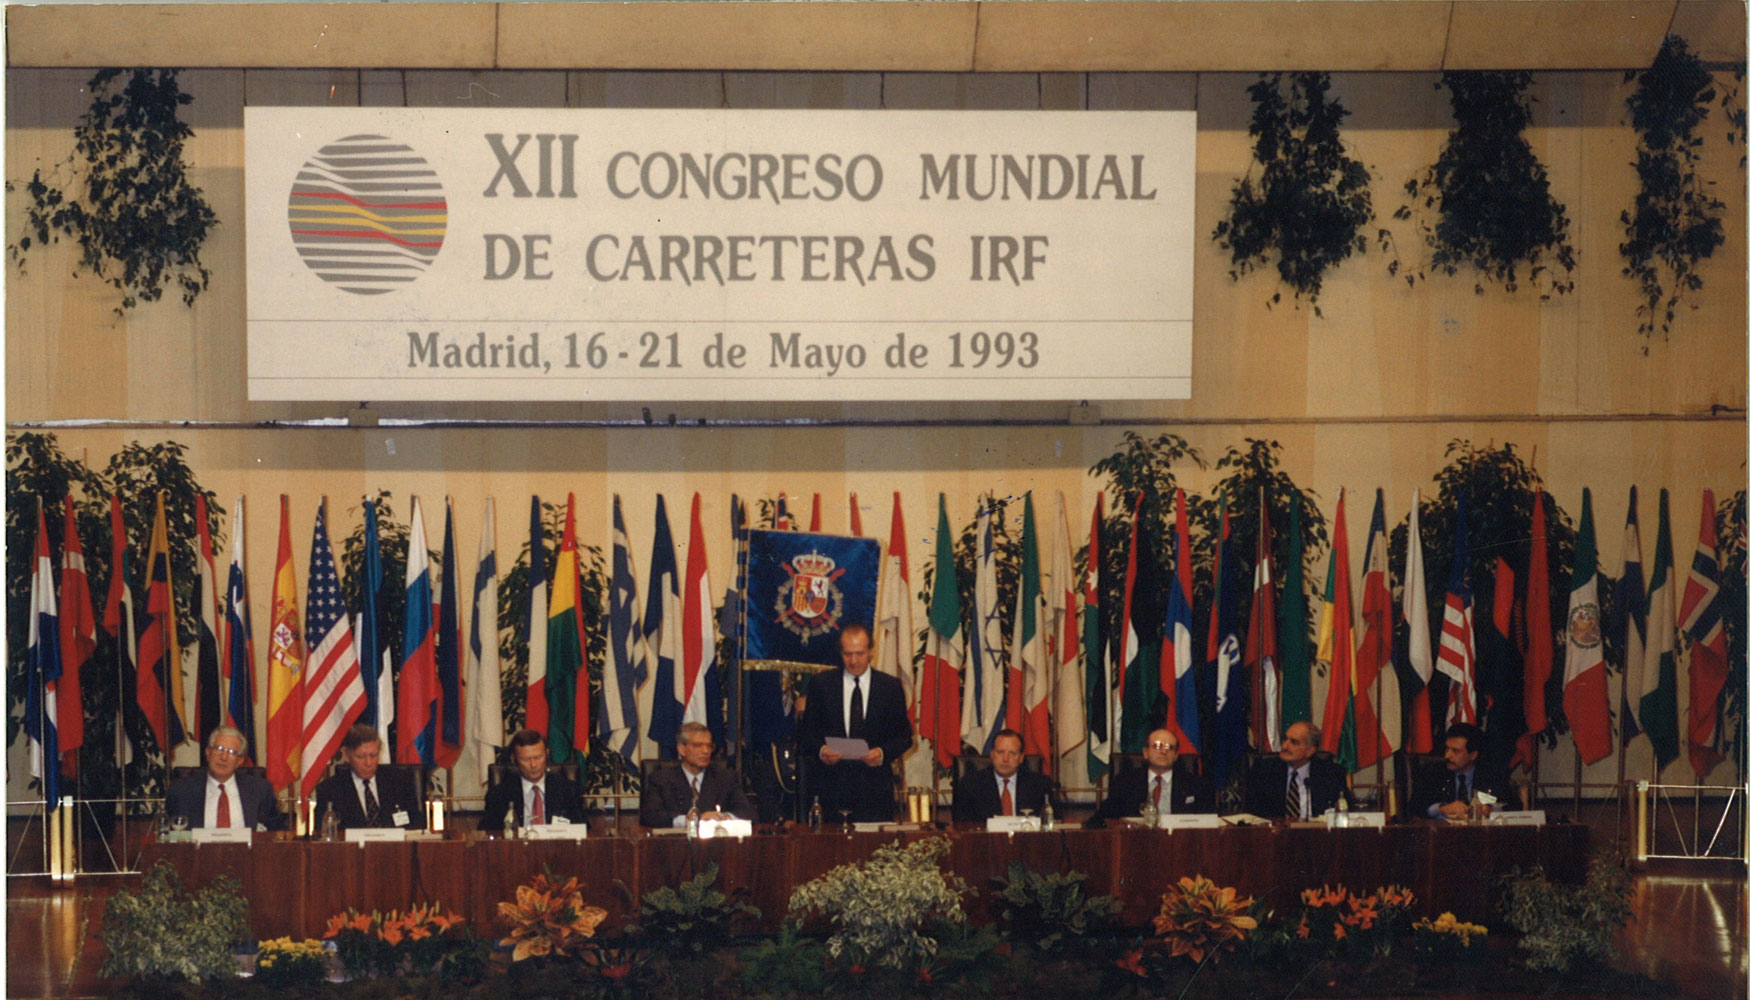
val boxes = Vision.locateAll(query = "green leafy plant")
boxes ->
[1497,846,1633,974]
[626,862,762,952]
[1714,488,1747,775]
[990,861,1123,952]
[787,836,969,973]
[1621,35,1728,344]
[1288,883,1417,961]
[1412,911,1489,963]
[738,923,829,996]
[1391,71,1576,297]
[1214,72,1374,315]
[1148,874,1257,965]
[100,861,249,983]
[9,68,216,312]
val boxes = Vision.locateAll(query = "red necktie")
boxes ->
[531,785,546,825]
[1001,778,1014,816]
[216,784,232,828]
[1152,776,1163,808]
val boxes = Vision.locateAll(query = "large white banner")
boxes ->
[246,108,1194,401]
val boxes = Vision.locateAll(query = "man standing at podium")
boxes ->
[799,624,912,823]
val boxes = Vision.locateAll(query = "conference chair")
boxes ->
[487,762,582,791]
[951,751,1045,783]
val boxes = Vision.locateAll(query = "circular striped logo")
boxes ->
[286,134,447,295]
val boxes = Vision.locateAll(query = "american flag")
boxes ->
[301,501,366,797]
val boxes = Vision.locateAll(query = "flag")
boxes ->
[874,492,915,711]
[920,495,964,768]
[265,496,305,792]
[681,493,721,742]
[399,497,438,765]
[193,495,224,749]
[1397,490,1435,754]
[1165,489,1199,754]
[525,496,549,735]
[546,493,589,764]
[963,497,1005,754]
[1012,494,1051,762]
[1279,497,1313,733]
[301,499,368,796]
[104,496,139,769]
[1436,494,1478,726]
[138,493,185,752]
[1317,490,1363,772]
[57,497,92,769]
[1355,489,1398,767]
[1083,493,1112,779]
[603,495,645,762]
[1117,491,1161,754]
[849,493,864,537]
[1613,487,1648,748]
[1640,490,1681,772]
[1208,500,1249,789]
[357,499,386,734]
[1050,492,1088,781]
[1564,489,1612,765]
[26,503,64,807]
[1514,490,1554,771]
[434,501,464,769]
[1245,488,1281,754]
[1483,553,1524,767]
[774,494,798,531]
[1679,489,1729,780]
[222,497,258,763]
[467,498,505,783]
[808,494,822,532]
[740,495,794,751]
[645,495,682,758]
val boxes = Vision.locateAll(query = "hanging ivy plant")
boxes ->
[1213,72,1374,316]
[1620,36,1727,345]
[1389,72,1576,298]
[9,68,216,312]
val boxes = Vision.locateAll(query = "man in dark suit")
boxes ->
[1408,723,1511,821]
[951,728,1057,823]
[164,725,287,831]
[1087,728,1212,827]
[481,729,588,831]
[640,722,756,827]
[311,724,424,833]
[1242,720,1353,820]
[798,623,913,823]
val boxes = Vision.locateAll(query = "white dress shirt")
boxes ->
[841,671,869,737]
[522,776,548,825]
[204,775,241,828]
[1149,769,1175,814]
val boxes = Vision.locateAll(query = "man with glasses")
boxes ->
[1242,720,1352,820]
[481,728,587,831]
[311,723,424,832]
[1086,728,1211,827]
[640,722,755,827]
[165,725,287,831]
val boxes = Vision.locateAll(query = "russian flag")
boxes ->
[399,497,438,764]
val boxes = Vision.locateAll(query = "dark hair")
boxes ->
[341,724,382,753]
[839,623,873,645]
[1446,723,1485,754]
[991,728,1024,748]
[509,729,547,750]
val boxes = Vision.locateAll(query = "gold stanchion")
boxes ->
[1634,780,1650,862]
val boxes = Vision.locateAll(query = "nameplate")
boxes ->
[1496,810,1545,826]
[698,818,753,840]
[986,815,1042,833]
[851,822,889,833]
[344,828,407,843]
[1336,812,1388,829]
[1158,813,1223,831]
[192,827,253,845]
[525,824,589,841]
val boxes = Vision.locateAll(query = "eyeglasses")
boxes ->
[1147,741,1179,752]
[207,746,244,759]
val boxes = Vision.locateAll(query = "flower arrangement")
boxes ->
[323,903,467,978]
[787,836,969,973]
[1149,875,1258,964]
[1292,884,1416,960]
[1412,912,1488,963]
[497,872,609,962]
[254,937,331,988]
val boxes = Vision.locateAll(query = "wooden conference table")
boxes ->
[140,822,1588,941]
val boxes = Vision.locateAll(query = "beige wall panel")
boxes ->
[881,72,1049,110]
[722,72,885,110]
[402,70,569,109]
[360,71,410,109]
[569,71,725,109]
[496,2,977,72]
[244,70,362,108]
[5,4,497,70]
[973,2,1451,73]
[1669,0,1749,62]
[1444,1,1677,70]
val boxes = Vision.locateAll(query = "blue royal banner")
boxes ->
[742,530,881,672]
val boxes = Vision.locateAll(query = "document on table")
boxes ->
[825,737,871,758]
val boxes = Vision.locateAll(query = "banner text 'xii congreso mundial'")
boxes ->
[246,108,1194,402]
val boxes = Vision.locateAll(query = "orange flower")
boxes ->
[1332,923,1348,941]
[1116,949,1149,976]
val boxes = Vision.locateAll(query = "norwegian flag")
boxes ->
[1679,489,1728,780]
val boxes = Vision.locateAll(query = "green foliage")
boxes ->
[1713,489,1747,775]
[628,862,762,951]
[738,923,829,996]
[1497,846,1633,974]
[1213,72,1374,315]
[1391,71,1576,297]
[251,938,329,989]
[989,861,1122,952]
[101,861,249,983]
[787,836,969,972]
[1621,36,1728,345]
[10,68,216,312]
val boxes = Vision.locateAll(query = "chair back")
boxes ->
[328,760,427,796]
[488,762,582,789]
[169,765,267,783]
